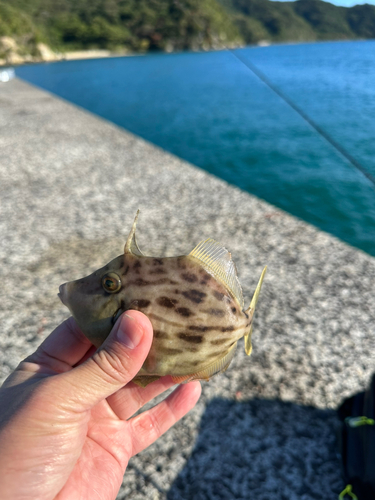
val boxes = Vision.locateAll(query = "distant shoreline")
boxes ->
[0,42,132,67]
[1,38,372,69]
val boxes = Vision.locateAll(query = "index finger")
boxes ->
[28,317,93,371]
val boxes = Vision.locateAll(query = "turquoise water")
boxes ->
[16,41,375,255]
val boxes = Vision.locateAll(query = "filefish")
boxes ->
[58,212,266,387]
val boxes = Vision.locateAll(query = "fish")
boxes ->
[58,211,266,387]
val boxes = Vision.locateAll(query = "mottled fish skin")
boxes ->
[58,212,266,385]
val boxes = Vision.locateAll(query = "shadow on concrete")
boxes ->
[167,398,344,500]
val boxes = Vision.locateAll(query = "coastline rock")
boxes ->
[62,50,111,61]
[0,36,18,51]
[0,37,24,65]
[37,43,59,62]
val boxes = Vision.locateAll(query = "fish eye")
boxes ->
[101,272,122,294]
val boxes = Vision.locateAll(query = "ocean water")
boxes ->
[16,41,375,255]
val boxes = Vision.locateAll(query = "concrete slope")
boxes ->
[1,78,375,499]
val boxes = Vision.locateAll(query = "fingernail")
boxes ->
[116,313,144,349]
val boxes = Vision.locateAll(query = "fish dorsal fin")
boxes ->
[189,238,244,309]
[124,210,144,256]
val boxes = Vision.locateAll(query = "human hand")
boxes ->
[0,311,201,500]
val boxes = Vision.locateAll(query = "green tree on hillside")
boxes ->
[2,0,375,58]
[293,0,353,39]
[347,4,375,38]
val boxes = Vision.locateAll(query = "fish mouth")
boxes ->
[58,284,66,305]
[112,308,123,325]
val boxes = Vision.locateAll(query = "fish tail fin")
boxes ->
[244,266,267,356]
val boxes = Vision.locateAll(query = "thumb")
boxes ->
[57,310,153,411]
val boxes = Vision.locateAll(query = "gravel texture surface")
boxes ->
[1,78,375,499]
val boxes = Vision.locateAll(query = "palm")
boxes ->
[56,375,188,500]
[57,400,129,500]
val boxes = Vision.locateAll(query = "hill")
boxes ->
[0,0,241,57]
[1,0,375,64]
[225,0,375,43]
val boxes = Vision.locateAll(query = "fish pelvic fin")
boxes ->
[244,266,267,356]
[132,375,161,387]
[124,210,144,256]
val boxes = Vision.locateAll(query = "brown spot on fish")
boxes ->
[182,289,206,304]
[187,346,199,352]
[200,276,211,285]
[153,258,163,266]
[206,308,225,317]
[188,325,215,332]
[181,272,198,283]
[221,325,235,332]
[149,268,167,275]
[129,278,177,286]
[153,330,169,339]
[133,260,142,274]
[190,359,203,367]
[159,347,183,355]
[123,265,130,276]
[178,332,203,343]
[156,296,178,308]
[176,307,194,317]
[232,307,237,313]
[213,291,225,301]
[211,338,228,346]
[131,299,151,309]
[130,278,149,286]
[177,256,187,270]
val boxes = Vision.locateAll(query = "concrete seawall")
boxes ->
[1,78,375,499]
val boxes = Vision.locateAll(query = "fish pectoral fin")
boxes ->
[244,324,253,356]
[172,343,237,384]
[132,375,161,387]
[189,238,244,309]
[124,210,144,256]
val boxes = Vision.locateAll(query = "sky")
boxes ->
[272,0,375,6]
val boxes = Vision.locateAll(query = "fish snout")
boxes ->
[58,283,68,305]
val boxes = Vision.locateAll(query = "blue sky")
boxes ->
[272,0,375,6]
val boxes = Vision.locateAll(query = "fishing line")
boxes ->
[228,48,375,189]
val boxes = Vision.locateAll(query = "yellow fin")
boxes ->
[132,375,161,387]
[244,266,267,356]
[248,266,267,313]
[172,343,237,384]
[244,324,253,356]
[171,374,201,384]
[189,238,244,308]
[124,210,144,256]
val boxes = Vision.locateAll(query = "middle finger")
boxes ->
[107,376,176,420]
